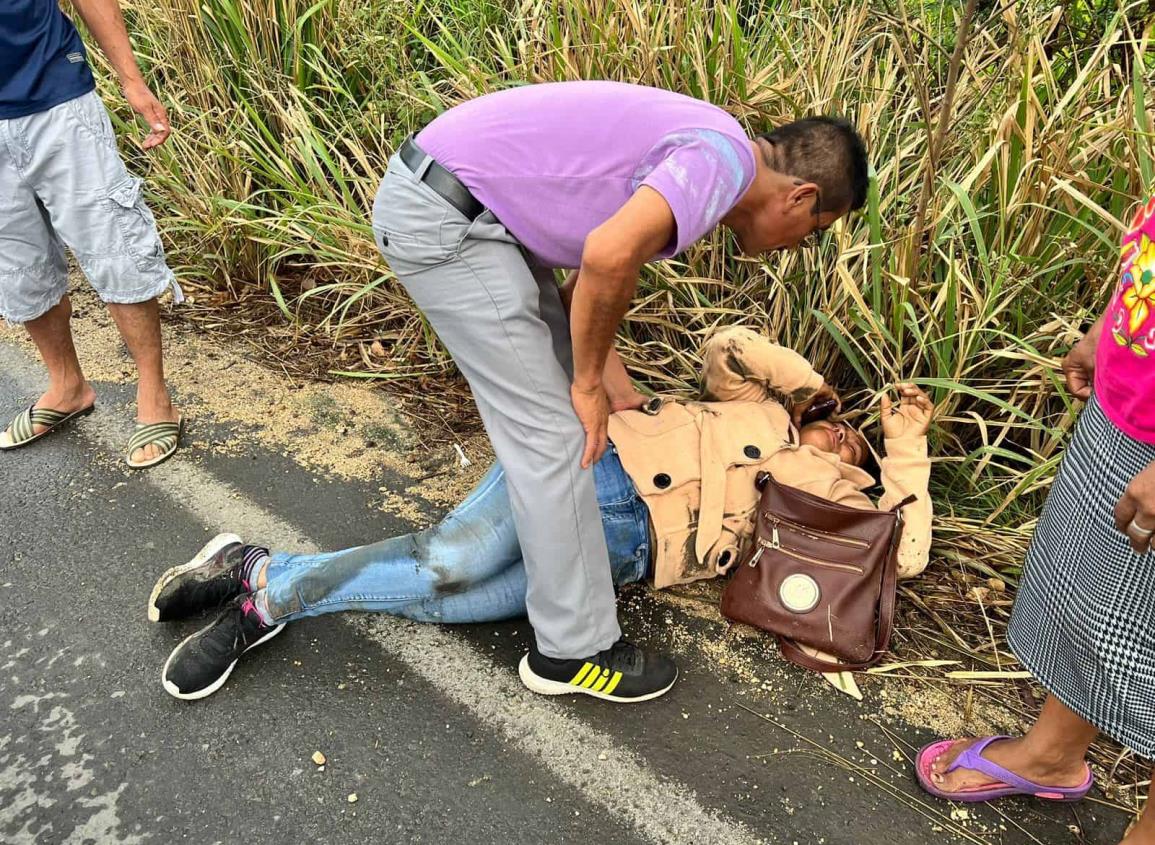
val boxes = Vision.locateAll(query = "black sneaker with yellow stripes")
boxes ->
[518,638,677,703]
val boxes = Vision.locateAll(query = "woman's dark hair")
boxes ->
[757,116,869,213]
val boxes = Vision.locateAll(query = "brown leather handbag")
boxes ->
[720,472,915,672]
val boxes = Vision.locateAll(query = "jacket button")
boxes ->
[744,445,761,459]
[653,473,671,489]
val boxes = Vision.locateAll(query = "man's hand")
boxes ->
[1061,316,1104,401]
[607,388,649,413]
[572,383,610,469]
[68,1,170,148]
[791,382,840,428]
[1114,459,1155,553]
[123,80,170,149]
[881,383,933,439]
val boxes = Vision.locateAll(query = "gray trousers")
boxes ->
[371,152,621,659]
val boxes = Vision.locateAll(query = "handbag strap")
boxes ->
[890,493,918,512]
[778,637,871,672]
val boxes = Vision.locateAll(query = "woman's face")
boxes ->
[798,419,868,467]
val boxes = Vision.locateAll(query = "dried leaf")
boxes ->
[866,659,959,674]
[822,671,863,700]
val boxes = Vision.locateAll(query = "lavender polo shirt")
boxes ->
[415,81,756,269]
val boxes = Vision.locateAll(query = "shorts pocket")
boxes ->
[106,177,166,271]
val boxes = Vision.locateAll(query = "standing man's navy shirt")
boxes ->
[0,0,96,119]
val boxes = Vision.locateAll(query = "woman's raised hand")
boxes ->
[791,381,841,427]
[881,383,934,438]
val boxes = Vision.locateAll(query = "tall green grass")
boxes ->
[99,0,1154,566]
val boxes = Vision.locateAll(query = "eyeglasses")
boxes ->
[804,188,825,247]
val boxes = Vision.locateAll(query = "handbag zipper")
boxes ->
[776,545,865,574]
[743,537,863,577]
[747,523,780,566]
[763,514,870,549]
[746,526,865,574]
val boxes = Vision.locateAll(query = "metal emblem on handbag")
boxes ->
[720,472,915,672]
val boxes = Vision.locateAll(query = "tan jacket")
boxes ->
[607,327,932,589]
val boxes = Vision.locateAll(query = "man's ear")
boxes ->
[786,181,819,209]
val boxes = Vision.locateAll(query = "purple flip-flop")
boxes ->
[916,736,1094,803]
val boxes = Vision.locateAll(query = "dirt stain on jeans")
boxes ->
[415,517,476,596]
[429,564,469,596]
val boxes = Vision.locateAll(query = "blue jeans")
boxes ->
[258,447,650,625]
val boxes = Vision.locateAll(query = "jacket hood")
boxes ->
[793,442,877,490]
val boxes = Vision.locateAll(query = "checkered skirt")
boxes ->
[1008,396,1155,757]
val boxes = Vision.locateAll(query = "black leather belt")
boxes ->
[399,137,485,222]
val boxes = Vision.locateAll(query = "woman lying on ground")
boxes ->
[150,325,934,701]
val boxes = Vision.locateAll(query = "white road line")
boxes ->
[0,344,761,845]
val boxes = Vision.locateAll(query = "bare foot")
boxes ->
[132,387,180,464]
[0,382,97,446]
[928,737,1089,794]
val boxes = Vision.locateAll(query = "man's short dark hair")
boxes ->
[758,116,869,213]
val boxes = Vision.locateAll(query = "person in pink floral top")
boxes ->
[914,197,1155,845]
[1098,196,1155,440]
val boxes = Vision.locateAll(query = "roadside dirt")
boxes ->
[0,287,494,526]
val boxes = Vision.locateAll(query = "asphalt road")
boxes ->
[0,340,1131,845]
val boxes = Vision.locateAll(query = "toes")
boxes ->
[930,739,973,776]
[940,739,969,763]
[132,444,160,463]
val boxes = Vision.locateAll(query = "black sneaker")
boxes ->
[518,638,677,703]
[148,533,255,622]
[161,595,284,700]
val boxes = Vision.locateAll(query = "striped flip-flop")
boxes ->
[0,403,95,451]
[126,416,185,470]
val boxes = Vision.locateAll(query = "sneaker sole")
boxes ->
[161,622,285,701]
[517,655,677,703]
[148,533,242,622]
